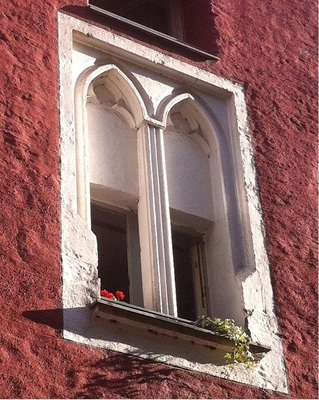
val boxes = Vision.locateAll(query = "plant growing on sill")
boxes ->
[100,289,125,301]
[195,316,254,366]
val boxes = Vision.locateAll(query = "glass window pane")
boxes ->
[91,206,130,300]
[172,229,199,321]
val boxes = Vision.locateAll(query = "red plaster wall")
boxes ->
[0,0,317,398]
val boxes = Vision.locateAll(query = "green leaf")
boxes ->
[196,316,255,366]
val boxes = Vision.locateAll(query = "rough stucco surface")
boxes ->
[0,0,317,398]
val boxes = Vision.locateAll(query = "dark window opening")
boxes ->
[90,0,171,35]
[91,205,130,301]
[123,3,170,35]
[89,0,219,59]
[172,229,206,321]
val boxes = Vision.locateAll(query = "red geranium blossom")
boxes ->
[100,290,115,300]
[100,289,125,301]
[115,291,125,301]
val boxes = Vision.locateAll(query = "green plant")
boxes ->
[196,316,254,366]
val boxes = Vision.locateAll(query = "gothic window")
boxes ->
[73,63,246,323]
[58,14,288,389]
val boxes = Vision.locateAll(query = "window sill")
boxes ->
[92,299,270,362]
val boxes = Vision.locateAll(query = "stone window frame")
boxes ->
[58,12,288,393]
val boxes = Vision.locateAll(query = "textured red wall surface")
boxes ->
[0,0,317,398]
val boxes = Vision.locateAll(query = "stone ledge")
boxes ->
[92,299,270,362]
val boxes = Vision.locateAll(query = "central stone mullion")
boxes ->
[137,122,177,317]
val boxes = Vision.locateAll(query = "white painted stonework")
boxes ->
[58,12,288,393]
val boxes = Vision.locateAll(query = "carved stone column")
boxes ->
[137,120,177,316]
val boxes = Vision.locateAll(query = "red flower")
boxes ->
[105,292,115,300]
[100,289,125,301]
[100,290,115,300]
[115,291,125,301]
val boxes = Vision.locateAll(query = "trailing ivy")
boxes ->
[195,316,254,365]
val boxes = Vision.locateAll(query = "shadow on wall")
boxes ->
[76,353,176,398]
[22,308,63,331]
[22,308,179,398]
[23,307,93,334]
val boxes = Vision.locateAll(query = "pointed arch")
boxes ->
[74,64,148,222]
[156,91,230,157]
[158,92,254,320]
[157,92,226,220]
